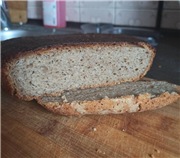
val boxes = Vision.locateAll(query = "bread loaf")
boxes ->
[37,80,180,115]
[2,34,155,100]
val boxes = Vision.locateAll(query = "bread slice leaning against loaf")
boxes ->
[37,80,180,115]
[2,34,155,101]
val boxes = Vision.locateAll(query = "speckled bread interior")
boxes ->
[1,34,155,100]
[1,35,179,116]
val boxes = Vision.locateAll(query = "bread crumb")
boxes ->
[92,127,97,131]
[148,153,155,158]
[154,149,160,153]
[122,129,126,132]
[96,149,105,154]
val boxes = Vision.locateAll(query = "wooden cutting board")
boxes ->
[1,88,180,158]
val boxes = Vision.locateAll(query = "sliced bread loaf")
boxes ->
[2,34,155,100]
[37,80,180,115]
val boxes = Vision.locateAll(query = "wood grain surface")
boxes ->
[1,90,180,158]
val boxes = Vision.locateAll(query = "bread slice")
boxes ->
[37,80,180,115]
[2,34,155,100]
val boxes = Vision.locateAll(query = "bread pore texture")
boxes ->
[10,44,152,98]
[2,34,155,100]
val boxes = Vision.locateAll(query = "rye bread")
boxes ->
[1,34,155,100]
[37,80,180,115]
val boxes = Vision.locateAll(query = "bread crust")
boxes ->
[37,92,180,116]
[1,34,155,100]
[1,34,155,63]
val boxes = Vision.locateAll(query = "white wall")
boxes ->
[27,1,180,29]
[66,1,158,27]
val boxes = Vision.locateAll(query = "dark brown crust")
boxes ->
[1,34,155,65]
[1,64,15,96]
[1,34,155,100]
[136,42,155,79]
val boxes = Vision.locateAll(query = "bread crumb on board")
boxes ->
[148,153,155,158]
[154,149,160,153]
[122,128,127,132]
[92,127,97,131]
[96,149,106,155]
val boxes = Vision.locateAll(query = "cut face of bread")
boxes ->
[40,81,179,103]
[10,44,153,97]
[2,34,155,100]
[38,81,180,115]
